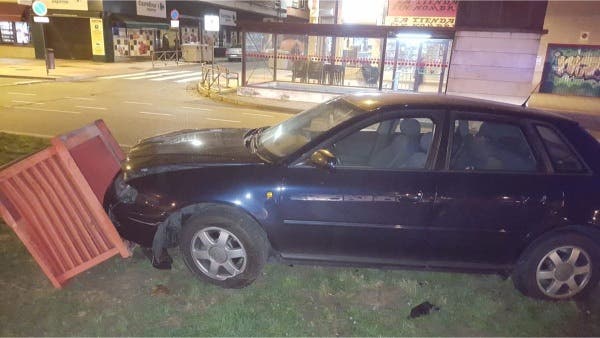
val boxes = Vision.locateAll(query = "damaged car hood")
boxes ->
[122,128,265,180]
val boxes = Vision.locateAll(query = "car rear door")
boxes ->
[428,111,562,267]
[271,110,443,265]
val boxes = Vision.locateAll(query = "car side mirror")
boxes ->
[310,149,336,171]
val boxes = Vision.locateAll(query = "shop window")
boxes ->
[1,22,30,44]
[15,22,30,44]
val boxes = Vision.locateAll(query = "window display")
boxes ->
[113,27,169,57]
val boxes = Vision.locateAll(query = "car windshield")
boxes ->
[257,98,366,158]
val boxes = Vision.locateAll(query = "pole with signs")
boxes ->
[32,0,50,75]
[170,10,180,64]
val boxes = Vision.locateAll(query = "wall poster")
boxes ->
[90,18,105,56]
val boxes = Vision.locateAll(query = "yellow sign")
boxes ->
[89,18,105,56]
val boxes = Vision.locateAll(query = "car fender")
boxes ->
[150,201,274,265]
[516,224,600,266]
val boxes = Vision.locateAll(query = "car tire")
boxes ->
[179,205,269,288]
[512,232,600,300]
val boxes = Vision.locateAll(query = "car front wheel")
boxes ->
[180,206,269,288]
[513,232,599,300]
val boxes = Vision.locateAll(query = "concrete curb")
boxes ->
[0,74,57,80]
[198,85,303,114]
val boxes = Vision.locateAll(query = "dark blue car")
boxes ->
[105,93,600,300]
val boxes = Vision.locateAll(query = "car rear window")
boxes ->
[536,125,585,173]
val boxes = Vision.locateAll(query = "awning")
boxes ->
[0,3,29,22]
[111,15,170,30]
[123,20,169,30]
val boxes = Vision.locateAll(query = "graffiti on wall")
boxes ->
[540,44,600,97]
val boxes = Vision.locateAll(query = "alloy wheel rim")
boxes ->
[191,226,247,281]
[536,245,592,299]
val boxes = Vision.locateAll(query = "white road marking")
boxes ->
[8,92,36,96]
[127,71,190,80]
[98,70,169,79]
[206,117,240,123]
[181,106,210,111]
[14,80,45,85]
[11,100,43,105]
[138,111,174,117]
[64,96,95,101]
[124,101,152,105]
[150,71,196,81]
[243,112,274,118]
[76,105,107,110]
[174,76,203,83]
[15,106,81,114]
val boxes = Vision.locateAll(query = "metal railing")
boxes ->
[199,64,240,93]
[151,50,182,68]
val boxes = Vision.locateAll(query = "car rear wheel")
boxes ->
[180,206,269,288]
[513,233,599,300]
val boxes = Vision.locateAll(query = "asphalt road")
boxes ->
[1,63,598,146]
[0,64,291,147]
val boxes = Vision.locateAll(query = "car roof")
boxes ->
[341,93,575,124]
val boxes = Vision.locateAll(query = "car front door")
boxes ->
[428,112,561,267]
[271,111,442,265]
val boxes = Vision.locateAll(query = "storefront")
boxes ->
[105,0,170,61]
[28,0,109,61]
[110,17,170,59]
[238,21,454,93]
[0,2,33,58]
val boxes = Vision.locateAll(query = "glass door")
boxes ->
[385,37,452,93]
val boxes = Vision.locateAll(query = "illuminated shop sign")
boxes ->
[385,0,457,27]
[41,0,88,11]
[136,0,166,18]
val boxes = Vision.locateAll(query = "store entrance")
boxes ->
[383,37,452,93]
[45,17,92,60]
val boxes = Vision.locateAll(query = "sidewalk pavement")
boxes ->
[0,57,200,81]
[198,86,315,114]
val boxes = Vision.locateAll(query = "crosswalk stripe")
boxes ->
[99,70,169,79]
[126,71,191,80]
[150,72,198,81]
[174,76,203,83]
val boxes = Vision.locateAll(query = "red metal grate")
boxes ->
[0,120,131,288]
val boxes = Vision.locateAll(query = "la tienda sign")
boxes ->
[385,0,458,28]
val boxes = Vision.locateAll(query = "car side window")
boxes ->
[536,125,585,173]
[450,119,538,172]
[331,117,436,170]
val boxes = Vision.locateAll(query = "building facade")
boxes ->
[0,0,291,62]
[534,1,600,99]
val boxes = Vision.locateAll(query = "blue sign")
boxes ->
[170,9,179,20]
[32,0,48,17]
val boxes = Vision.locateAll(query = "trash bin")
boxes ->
[45,48,55,70]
